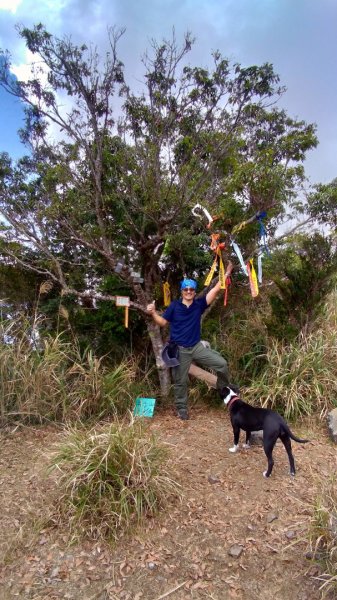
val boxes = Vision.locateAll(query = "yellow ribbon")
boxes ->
[219,253,226,289]
[247,259,259,297]
[163,282,171,307]
[231,219,251,235]
[204,255,218,286]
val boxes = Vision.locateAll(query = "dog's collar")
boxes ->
[223,389,240,408]
[227,395,239,409]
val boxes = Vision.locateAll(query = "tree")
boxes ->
[265,232,337,339]
[307,178,337,230]
[0,25,318,395]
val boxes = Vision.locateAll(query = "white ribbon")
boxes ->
[191,203,213,227]
[231,240,248,276]
[257,250,263,284]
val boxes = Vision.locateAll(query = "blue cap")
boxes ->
[180,278,197,290]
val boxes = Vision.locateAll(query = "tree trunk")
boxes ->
[188,363,217,388]
[146,319,171,398]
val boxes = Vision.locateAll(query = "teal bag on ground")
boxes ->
[133,397,156,417]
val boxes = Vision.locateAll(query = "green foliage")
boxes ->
[49,419,181,541]
[0,262,42,313]
[243,286,337,419]
[265,233,337,339]
[308,178,337,229]
[39,273,147,359]
[0,26,318,310]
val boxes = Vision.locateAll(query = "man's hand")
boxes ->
[146,301,168,327]
[147,301,156,314]
[206,260,234,306]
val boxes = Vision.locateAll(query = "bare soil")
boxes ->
[0,408,336,600]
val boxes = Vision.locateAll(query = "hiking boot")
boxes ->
[177,409,189,420]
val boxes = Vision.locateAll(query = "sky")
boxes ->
[0,0,336,187]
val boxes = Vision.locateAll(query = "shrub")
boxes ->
[66,350,136,419]
[49,418,181,541]
[0,316,138,424]
[309,476,337,598]
[243,331,337,419]
[243,287,337,419]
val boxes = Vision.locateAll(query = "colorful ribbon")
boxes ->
[231,240,248,276]
[256,212,270,256]
[163,282,171,307]
[247,259,259,297]
[257,251,263,284]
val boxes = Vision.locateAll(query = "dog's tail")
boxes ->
[282,423,309,444]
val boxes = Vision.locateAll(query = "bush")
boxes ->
[0,316,138,424]
[309,476,337,598]
[243,287,337,419]
[49,418,181,541]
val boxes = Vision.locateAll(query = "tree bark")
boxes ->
[146,319,171,397]
[188,364,217,388]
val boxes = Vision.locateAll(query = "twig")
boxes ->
[154,581,188,600]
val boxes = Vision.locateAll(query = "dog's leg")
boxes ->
[229,426,240,453]
[242,431,251,449]
[262,437,277,478]
[280,434,296,476]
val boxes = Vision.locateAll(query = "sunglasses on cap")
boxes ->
[182,287,196,292]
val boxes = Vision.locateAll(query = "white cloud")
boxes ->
[0,0,336,183]
[0,0,22,13]
[10,50,37,82]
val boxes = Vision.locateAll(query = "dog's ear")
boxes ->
[218,386,230,398]
[229,383,240,396]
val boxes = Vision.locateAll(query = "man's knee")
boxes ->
[217,360,229,376]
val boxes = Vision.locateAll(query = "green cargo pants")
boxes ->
[171,341,230,411]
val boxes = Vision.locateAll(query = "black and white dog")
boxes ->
[220,386,309,478]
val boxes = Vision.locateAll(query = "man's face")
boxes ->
[182,287,196,299]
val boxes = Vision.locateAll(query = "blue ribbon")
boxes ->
[256,212,271,256]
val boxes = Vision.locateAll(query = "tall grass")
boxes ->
[309,476,337,598]
[243,287,337,419]
[49,418,181,541]
[0,316,137,425]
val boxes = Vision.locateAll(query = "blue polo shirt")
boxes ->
[162,297,208,347]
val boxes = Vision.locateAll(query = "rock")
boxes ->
[208,474,220,484]
[266,512,279,523]
[250,430,263,446]
[327,408,337,443]
[285,530,296,539]
[228,544,244,558]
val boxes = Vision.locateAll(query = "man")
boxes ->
[147,262,235,420]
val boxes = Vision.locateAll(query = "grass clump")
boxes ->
[309,476,337,598]
[0,316,138,424]
[66,350,136,420]
[49,417,181,541]
[243,287,337,420]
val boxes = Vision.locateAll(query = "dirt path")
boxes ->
[0,409,335,600]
